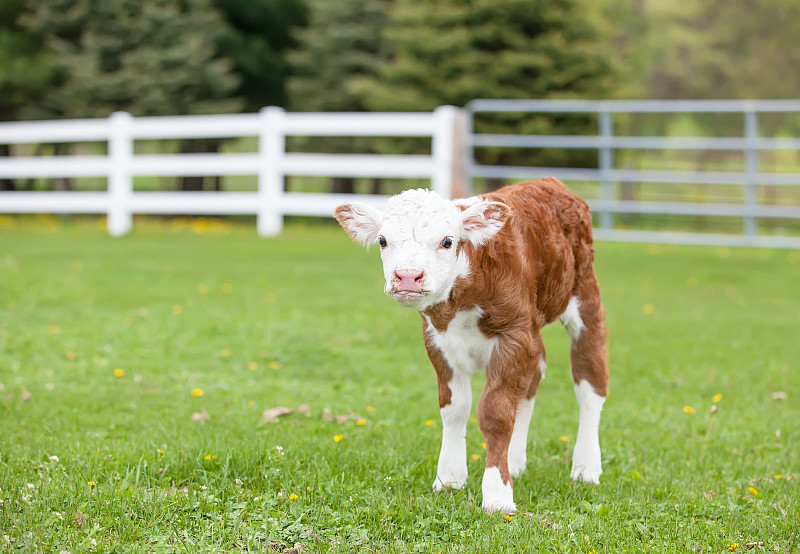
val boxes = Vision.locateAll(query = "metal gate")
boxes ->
[465,99,800,248]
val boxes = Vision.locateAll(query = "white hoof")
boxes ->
[432,475,466,492]
[481,467,515,514]
[570,463,602,484]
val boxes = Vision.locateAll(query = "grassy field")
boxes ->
[0,216,798,553]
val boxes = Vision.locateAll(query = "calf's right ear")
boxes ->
[334,203,384,247]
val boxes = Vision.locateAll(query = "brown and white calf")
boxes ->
[334,178,609,514]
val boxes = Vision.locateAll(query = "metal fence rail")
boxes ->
[466,99,800,248]
[0,106,460,236]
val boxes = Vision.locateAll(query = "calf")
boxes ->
[334,178,609,514]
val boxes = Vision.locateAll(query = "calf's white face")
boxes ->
[335,189,509,310]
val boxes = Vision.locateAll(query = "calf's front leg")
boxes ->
[433,371,471,490]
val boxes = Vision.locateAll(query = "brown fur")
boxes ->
[422,177,609,486]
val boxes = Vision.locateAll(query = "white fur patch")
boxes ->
[508,397,536,477]
[571,380,605,484]
[538,356,547,379]
[481,466,516,514]
[426,307,497,376]
[433,372,472,491]
[560,296,586,342]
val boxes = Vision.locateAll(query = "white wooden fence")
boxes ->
[0,106,461,236]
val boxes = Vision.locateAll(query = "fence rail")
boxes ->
[466,99,800,248]
[2,101,800,248]
[0,106,460,236]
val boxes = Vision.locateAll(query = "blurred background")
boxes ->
[1,0,799,243]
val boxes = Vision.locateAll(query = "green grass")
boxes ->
[1,216,798,553]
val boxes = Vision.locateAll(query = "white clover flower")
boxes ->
[49,455,59,463]
[26,483,35,490]
[55,511,63,521]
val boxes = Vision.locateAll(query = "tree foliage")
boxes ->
[288,0,390,112]
[0,0,51,122]
[213,0,308,111]
[353,0,614,111]
[644,0,800,100]
[20,0,242,119]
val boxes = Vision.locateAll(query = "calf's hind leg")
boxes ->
[563,282,609,484]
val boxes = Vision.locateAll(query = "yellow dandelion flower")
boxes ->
[48,325,61,334]
[728,543,739,551]
[220,348,231,358]
[269,360,282,370]
[248,361,258,371]
[559,436,571,443]
[425,419,434,427]
[113,368,125,378]
[88,481,96,487]
[157,449,164,455]
[748,486,760,497]
[191,388,204,397]
[713,393,723,403]
[221,283,233,294]
[683,406,695,415]
[248,401,255,408]
[775,474,783,480]
[356,419,366,426]
[469,416,478,423]
[203,454,211,460]
[366,406,376,413]
[197,283,209,294]
[66,351,78,361]
[504,514,513,522]
[333,435,343,442]
[289,493,298,500]
[643,303,655,315]
[172,305,183,315]
[471,454,482,461]
[481,442,486,449]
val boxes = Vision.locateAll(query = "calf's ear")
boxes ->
[334,202,384,247]
[459,201,510,246]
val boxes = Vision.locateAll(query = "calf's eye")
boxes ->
[378,236,388,248]
[440,237,454,249]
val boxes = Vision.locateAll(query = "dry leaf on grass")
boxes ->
[297,404,311,417]
[322,408,334,422]
[262,407,293,422]
[191,411,210,422]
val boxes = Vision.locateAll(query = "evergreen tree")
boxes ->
[354,0,613,110]
[20,0,243,119]
[213,0,309,111]
[288,0,390,112]
[0,0,51,122]
[287,0,392,193]
[353,0,616,183]
[0,0,52,190]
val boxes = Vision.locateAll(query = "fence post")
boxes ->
[461,105,475,197]
[258,106,284,236]
[107,111,133,236]
[598,109,614,230]
[432,105,459,199]
[744,108,759,238]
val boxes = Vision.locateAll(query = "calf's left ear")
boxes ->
[459,201,511,246]
[334,202,384,247]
